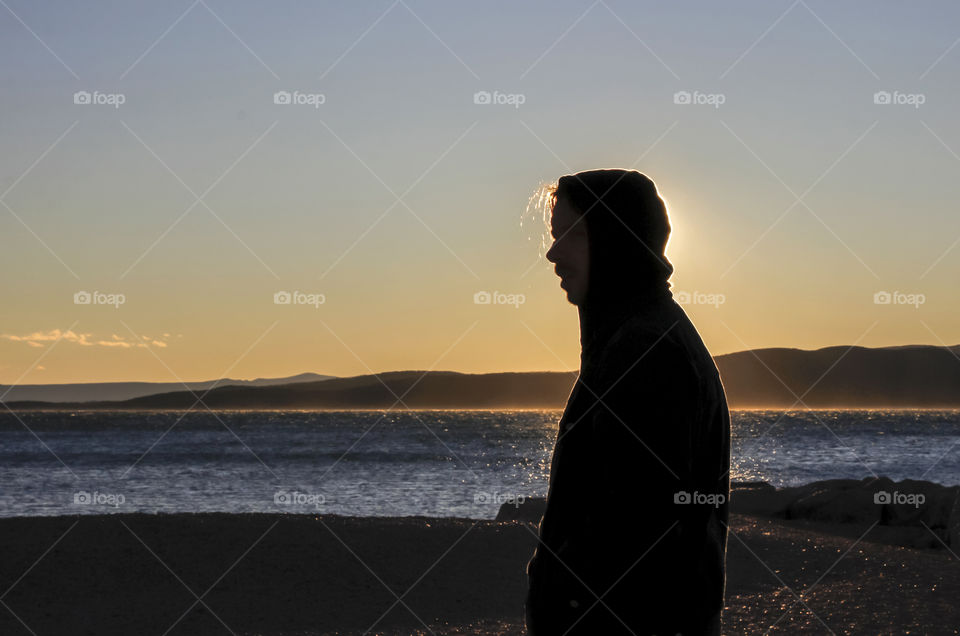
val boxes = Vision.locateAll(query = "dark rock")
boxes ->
[500,478,960,550]
[496,497,545,523]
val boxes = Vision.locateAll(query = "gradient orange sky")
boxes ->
[2,2,958,384]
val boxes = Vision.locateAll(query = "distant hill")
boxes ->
[5,371,578,410]
[0,372,335,403]
[4,345,959,410]
[714,344,960,408]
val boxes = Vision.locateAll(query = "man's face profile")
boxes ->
[545,194,590,306]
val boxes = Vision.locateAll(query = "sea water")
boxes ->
[0,409,957,518]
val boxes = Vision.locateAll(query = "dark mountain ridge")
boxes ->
[5,345,959,410]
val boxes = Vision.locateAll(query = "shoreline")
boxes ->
[6,476,959,524]
[6,406,960,412]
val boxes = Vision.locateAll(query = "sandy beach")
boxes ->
[1,503,958,635]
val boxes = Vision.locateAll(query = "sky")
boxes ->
[1,0,959,384]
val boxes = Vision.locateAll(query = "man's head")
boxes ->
[543,169,673,308]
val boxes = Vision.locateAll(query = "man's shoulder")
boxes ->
[601,303,688,360]
[596,303,715,386]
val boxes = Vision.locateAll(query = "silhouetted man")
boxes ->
[524,169,730,635]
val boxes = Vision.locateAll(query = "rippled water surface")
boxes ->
[1,409,957,518]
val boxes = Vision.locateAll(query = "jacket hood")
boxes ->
[554,169,675,355]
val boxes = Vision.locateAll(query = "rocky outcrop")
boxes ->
[498,478,960,550]
[730,477,960,549]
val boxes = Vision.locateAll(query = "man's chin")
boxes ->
[565,289,584,306]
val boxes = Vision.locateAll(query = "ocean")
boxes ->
[1,409,958,518]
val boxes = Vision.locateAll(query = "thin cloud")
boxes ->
[1,329,169,349]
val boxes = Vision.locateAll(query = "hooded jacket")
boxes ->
[524,170,730,635]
